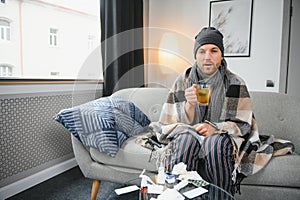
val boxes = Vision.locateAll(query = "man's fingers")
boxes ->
[198,127,208,134]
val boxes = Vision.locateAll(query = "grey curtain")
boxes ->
[100,0,144,96]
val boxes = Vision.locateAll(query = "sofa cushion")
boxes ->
[54,96,151,157]
[236,185,300,200]
[90,133,157,172]
[250,92,300,154]
[241,154,300,188]
[112,88,169,122]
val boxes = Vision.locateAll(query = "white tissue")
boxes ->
[171,162,187,175]
[174,180,189,191]
[157,188,184,200]
[178,171,202,181]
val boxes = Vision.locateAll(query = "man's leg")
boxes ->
[203,134,235,196]
[171,133,201,171]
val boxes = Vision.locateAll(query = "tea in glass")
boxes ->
[197,84,211,105]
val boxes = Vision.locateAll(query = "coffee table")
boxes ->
[106,175,236,200]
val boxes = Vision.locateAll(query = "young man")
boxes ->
[157,27,268,196]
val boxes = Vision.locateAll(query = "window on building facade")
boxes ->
[49,28,58,47]
[0,65,13,77]
[0,0,101,80]
[88,34,95,51]
[0,19,10,41]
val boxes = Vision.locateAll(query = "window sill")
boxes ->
[0,78,103,85]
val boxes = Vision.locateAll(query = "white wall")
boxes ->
[146,0,284,92]
[228,0,283,92]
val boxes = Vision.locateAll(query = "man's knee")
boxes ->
[204,134,233,156]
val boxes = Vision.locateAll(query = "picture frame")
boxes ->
[209,0,253,57]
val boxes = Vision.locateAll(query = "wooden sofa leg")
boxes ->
[91,179,101,200]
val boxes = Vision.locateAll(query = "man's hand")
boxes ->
[184,84,198,122]
[185,84,198,106]
[193,123,217,137]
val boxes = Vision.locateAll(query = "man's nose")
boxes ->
[204,52,211,59]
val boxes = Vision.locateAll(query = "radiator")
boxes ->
[0,90,101,188]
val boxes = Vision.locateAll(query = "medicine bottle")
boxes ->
[165,173,175,189]
[139,175,148,200]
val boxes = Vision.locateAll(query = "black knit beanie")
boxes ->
[193,27,224,59]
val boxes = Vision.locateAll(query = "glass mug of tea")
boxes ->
[196,83,211,106]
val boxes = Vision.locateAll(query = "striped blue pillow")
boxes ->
[53,96,150,157]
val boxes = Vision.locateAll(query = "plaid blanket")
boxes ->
[156,64,294,185]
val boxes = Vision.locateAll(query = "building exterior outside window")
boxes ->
[88,34,95,51]
[49,28,58,47]
[0,19,10,41]
[0,0,101,79]
[0,65,13,77]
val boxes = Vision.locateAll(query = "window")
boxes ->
[0,19,10,41]
[0,65,13,77]
[49,28,58,47]
[0,0,102,80]
[88,34,95,51]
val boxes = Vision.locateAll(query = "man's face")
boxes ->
[195,44,223,77]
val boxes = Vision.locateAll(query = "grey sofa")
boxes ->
[71,87,300,200]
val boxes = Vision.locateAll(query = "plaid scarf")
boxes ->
[157,61,295,186]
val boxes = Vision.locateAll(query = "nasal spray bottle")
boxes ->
[157,156,166,185]
[164,149,175,189]
[139,169,154,200]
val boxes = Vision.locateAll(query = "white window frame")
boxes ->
[0,19,11,42]
[0,65,13,77]
[49,28,58,47]
[87,34,95,51]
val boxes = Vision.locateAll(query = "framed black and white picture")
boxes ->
[209,0,253,57]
